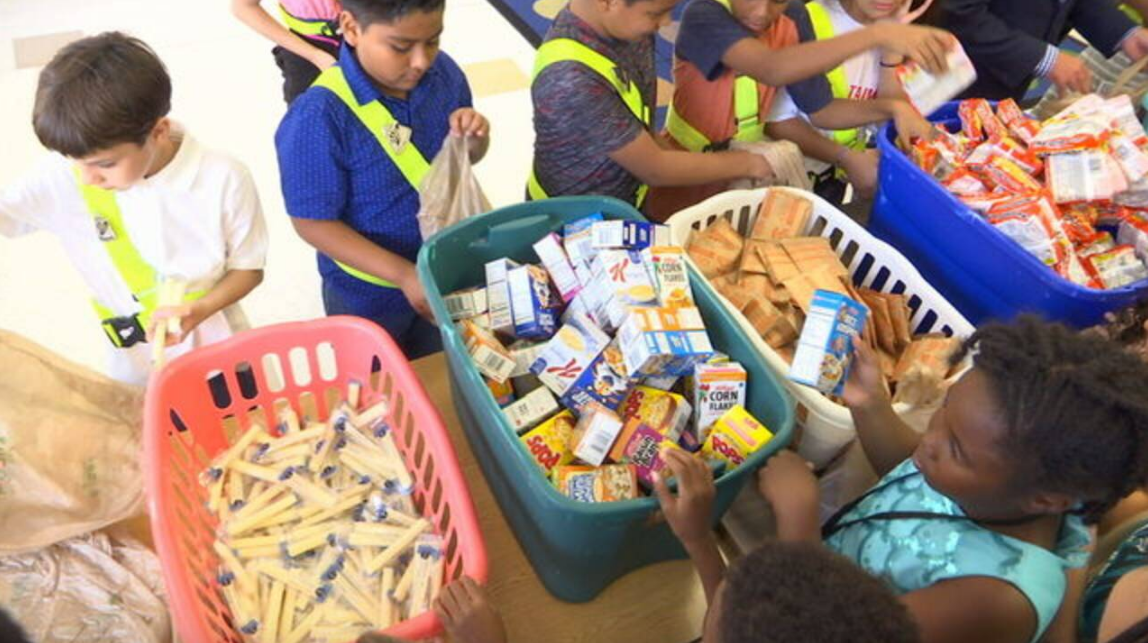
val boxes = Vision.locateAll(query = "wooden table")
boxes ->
[410,353,707,643]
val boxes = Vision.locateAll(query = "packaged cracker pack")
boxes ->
[555,464,640,503]
[788,290,867,395]
[896,42,977,117]
[701,405,774,468]
[1084,245,1148,289]
[520,410,577,477]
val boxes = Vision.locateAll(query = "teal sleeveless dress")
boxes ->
[825,459,1090,643]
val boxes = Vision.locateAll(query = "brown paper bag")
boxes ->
[892,335,962,407]
[416,136,492,239]
[0,331,145,555]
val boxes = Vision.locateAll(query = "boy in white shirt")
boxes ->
[0,32,268,385]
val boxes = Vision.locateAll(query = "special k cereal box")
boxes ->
[644,246,694,308]
[591,249,659,331]
[530,312,611,396]
[701,405,774,468]
[690,361,748,441]
[520,410,576,477]
[617,385,692,444]
[556,464,640,503]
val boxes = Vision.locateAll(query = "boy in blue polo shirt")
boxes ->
[276,0,489,359]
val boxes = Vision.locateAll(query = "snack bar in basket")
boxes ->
[445,217,776,503]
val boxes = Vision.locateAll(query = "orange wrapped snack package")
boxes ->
[996,98,1040,145]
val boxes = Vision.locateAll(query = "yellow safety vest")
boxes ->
[527,38,652,208]
[311,66,433,289]
[805,1,864,150]
[279,3,339,40]
[664,0,763,153]
[77,177,204,348]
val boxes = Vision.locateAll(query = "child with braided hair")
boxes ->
[758,316,1148,643]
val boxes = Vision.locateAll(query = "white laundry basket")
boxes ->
[667,187,975,466]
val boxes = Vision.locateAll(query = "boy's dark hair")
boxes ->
[0,609,31,643]
[32,32,171,158]
[342,0,446,26]
[721,542,919,643]
[952,315,1148,523]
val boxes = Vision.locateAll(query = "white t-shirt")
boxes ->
[0,124,269,385]
[769,0,883,172]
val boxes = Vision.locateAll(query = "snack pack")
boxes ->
[555,464,640,503]
[1084,245,1148,289]
[1047,150,1128,203]
[751,189,813,240]
[686,218,744,278]
[701,405,774,468]
[788,290,867,395]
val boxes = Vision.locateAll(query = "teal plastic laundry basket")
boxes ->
[417,196,795,602]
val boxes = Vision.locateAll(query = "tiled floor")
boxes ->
[0,0,539,377]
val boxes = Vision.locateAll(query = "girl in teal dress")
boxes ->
[758,317,1148,643]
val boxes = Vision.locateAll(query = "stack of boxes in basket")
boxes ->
[445,218,775,503]
[910,94,1148,290]
[687,190,958,407]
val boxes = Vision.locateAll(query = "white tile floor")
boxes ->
[0,0,539,377]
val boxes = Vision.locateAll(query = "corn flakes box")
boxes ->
[701,405,774,468]
[689,361,748,442]
[555,464,640,503]
[520,410,576,477]
[644,246,695,308]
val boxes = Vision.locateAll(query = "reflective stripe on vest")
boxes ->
[279,3,339,39]
[805,1,863,150]
[312,66,433,288]
[664,0,763,152]
[527,38,651,207]
[76,176,204,347]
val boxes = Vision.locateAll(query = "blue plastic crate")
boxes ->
[417,196,795,602]
[871,102,1148,327]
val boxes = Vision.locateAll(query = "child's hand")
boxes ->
[450,108,490,138]
[842,338,890,411]
[877,24,953,75]
[839,149,879,200]
[756,450,821,542]
[397,263,434,322]
[147,302,206,347]
[891,101,935,149]
[653,448,716,549]
[433,576,508,643]
[741,152,775,182]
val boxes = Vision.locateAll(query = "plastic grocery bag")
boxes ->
[417,135,491,239]
[0,528,171,643]
[0,330,146,555]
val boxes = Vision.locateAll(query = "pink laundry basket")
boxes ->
[143,316,487,642]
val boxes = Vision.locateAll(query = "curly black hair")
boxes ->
[0,609,30,643]
[1091,298,1148,348]
[720,542,919,643]
[951,315,1148,523]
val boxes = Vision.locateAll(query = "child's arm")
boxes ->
[290,218,431,319]
[724,23,952,89]
[609,131,773,188]
[900,578,1041,643]
[150,270,265,345]
[878,52,909,101]
[231,0,337,71]
[756,450,822,543]
[654,449,725,605]
[805,98,934,148]
[843,340,922,477]
[764,118,879,197]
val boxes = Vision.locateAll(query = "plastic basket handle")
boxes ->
[1110,54,1148,98]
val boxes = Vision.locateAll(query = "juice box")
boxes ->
[520,410,576,477]
[485,258,520,335]
[443,286,488,321]
[533,232,582,303]
[459,319,515,383]
[701,405,774,468]
[644,246,695,308]
[590,249,660,331]
[689,361,748,442]
[555,464,640,503]
[563,213,605,269]
[558,341,634,415]
[618,424,682,489]
[508,264,560,340]
[570,404,626,466]
[788,290,868,395]
[590,221,670,250]
[503,387,560,435]
[616,385,693,444]
[531,312,611,396]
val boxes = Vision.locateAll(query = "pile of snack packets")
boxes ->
[911,94,1148,290]
[199,384,445,643]
[686,190,960,407]
[444,217,776,503]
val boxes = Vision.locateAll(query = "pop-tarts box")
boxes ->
[507,264,560,340]
[558,341,634,415]
[485,258,520,335]
[590,249,659,331]
[533,232,582,303]
[563,213,605,270]
[531,312,611,396]
[789,290,868,395]
[590,221,671,250]
[621,329,715,378]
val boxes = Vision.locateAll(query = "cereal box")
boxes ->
[590,249,660,331]
[558,341,634,414]
[531,312,611,396]
[689,361,748,442]
[620,328,715,378]
[443,286,488,321]
[459,319,516,383]
[788,290,868,395]
[617,385,692,444]
[590,221,670,250]
[486,377,515,407]
[644,246,695,308]
[570,404,626,466]
[508,264,560,340]
[533,232,582,303]
[503,387,560,435]
[563,213,605,269]
[509,340,546,379]
[701,405,774,468]
[555,464,640,503]
[520,410,576,477]
[618,424,681,489]
[642,374,679,391]
[485,258,521,335]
